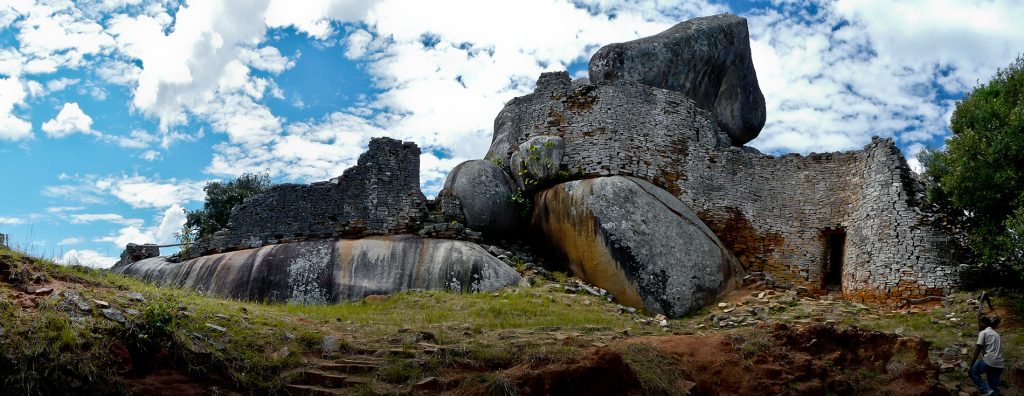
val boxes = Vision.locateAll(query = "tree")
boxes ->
[923,55,1024,283]
[179,172,272,244]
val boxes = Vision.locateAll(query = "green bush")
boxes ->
[180,172,272,243]
[922,55,1024,286]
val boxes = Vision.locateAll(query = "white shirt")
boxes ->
[977,327,1005,368]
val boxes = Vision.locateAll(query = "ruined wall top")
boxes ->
[189,137,427,257]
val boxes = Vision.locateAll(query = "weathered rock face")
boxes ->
[441,160,519,236]
[114,236,521,303]
[589,13,766,146]
[482,67,961,303]
[532,176,743,317]
[509,135,566,191]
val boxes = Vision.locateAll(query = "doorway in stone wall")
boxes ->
[822,228,846,291]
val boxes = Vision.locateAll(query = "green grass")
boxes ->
[270,287,633,335]
[617,343,689,396]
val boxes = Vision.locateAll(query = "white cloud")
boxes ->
[46,77,80,92]
[740,1,1024,155]
[10,1,115,73]
[68,213,144,227]
[43,174,209,209]
[59,237,84,245]
[46,206,85,213]
[97,203,187,249]
[60,249,118,268]
[107,0,274,129]
[140,150,161,161]
[0,77,33,141]
[239,46,295,74]
[102,175,208,209]
[100,129,160,149]
[265,0,378,39]
[42,102,96,138]
[0,216,25,225]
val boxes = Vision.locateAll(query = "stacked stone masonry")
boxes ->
[191,137,427,257]
[487,72,961,303]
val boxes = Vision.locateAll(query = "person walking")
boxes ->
[967,315,1004,396]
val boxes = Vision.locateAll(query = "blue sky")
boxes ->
[1,0,1022,267]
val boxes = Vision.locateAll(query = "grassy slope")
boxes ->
[1,245,1022,395]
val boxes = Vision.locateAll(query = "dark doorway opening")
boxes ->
[822,228,846,291]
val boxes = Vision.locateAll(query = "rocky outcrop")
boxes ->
[114,236,521,303]
[441,160,519,236]
[532,176,743,317]
[589,13,766,146]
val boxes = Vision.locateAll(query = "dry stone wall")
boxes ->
[488,71,961,303]
[190,137,426,257]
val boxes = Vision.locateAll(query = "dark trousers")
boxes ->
[970,360,1003,395]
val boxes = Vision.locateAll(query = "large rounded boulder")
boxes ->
[441,160,520,236]
[532,176,743,317]
[589,13,766,146]
[113,235,521,303]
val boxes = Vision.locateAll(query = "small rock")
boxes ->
[92,299,110,308]
[617,305,637,314]
[271,347,290,360]
[101,308,126,324]
[678,379,697,394]
[205,323,227,333]
[654,314,667,321]
[659,319,669,327]
[718,303,728,308]
[125,292,146,302]
[322,336,341,355]
[415,331,438,343]
[28,286,53,295]
[60,290,91,312]
[125,309,140,316]
[723,308,734,313]
[214,314,230,320]
[413,377,444,391]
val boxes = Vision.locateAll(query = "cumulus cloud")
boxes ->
[0,77,33,141]
[264,0,378,39]
[6,1,115,73]
[42,102,96,138]
[96,203,187,248]
[99,176,208,209]
[60,249,118,268]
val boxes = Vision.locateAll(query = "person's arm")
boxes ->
[967,344,983,373]
[967,331,985,373]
